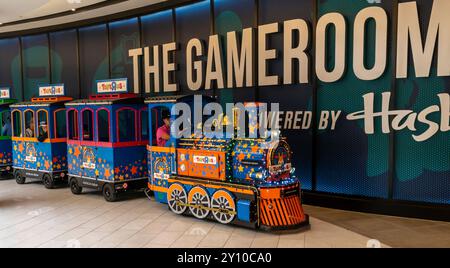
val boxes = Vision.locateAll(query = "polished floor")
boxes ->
[0,178,444,248]
[305,205,450,248]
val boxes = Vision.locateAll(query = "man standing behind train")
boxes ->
[156,112,171,147]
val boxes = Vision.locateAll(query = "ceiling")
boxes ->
[0,0,106,24]
[0,0,167,34]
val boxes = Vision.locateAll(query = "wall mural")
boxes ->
[0,0,448,205]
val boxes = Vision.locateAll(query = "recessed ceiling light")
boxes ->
[71,8,76,12]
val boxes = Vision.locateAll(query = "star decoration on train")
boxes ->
[104,169,111,179]
[131,166,137,175]
[251,145,259,153]
[73,147,81,157]
[18,143,24,153]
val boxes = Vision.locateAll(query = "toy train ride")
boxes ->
[0,87,16,176]
[7,79,309,231]
[11,84,72,188]
[65,79,148,201]
[146,96,309,230]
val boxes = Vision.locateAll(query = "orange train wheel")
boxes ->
[188,186,210,219]
[167,183,188,215]
[211,190,236,224]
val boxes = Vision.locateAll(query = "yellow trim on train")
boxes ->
[150,185,168,193]
[147,145,176,153]
[12,137,67,143]
[168,177,256,196]
[150,177,257,196]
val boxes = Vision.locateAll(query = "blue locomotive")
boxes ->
[11,84,72,188]
[146,96,309,231]
[66,79,148,201]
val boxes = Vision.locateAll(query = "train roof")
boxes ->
[10,97,73,108]
[144,94,216,104]
[66,93,143,106]
[0,99,17,106]
[145,95,186,103]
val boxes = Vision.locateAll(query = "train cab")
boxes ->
[11,84,72,188]
[0,87,17,176]
[66,79,148,202]
[145,95,215,203]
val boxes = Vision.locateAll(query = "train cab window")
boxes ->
[12,110,21,137]
[117,108,136,142]
[37,110,48,142]
[97,109,110,142]
[151,107,170,146]
[82,109,93,141]
[0,111,12,137]
[24,110,35,138]
[54,109,66,138]
[68,109,79,140]
[140,109,149,141]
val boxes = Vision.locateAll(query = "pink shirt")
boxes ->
[156,125,170,147]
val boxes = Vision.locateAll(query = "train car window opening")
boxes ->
[54,109,67,139]
[37,109,49,142]
[12,110,21,137]
[117,108,136,142]
[0,111,12,137]
[150,106,169,146]
[97,109,110,142]
[68,109,79,140]
[140,109,149,141]
[24,110,35,138]
[82,109,94,141]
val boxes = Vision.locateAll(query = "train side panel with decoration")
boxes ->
[146,96,309,231]
[66,79,148,202]
[0,87,16,176]
[11,84,72,188]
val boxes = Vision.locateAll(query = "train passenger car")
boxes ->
[66,79,148,202]
[0,87,17,176]
[11,84,72,188]
[146,96,309,231]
